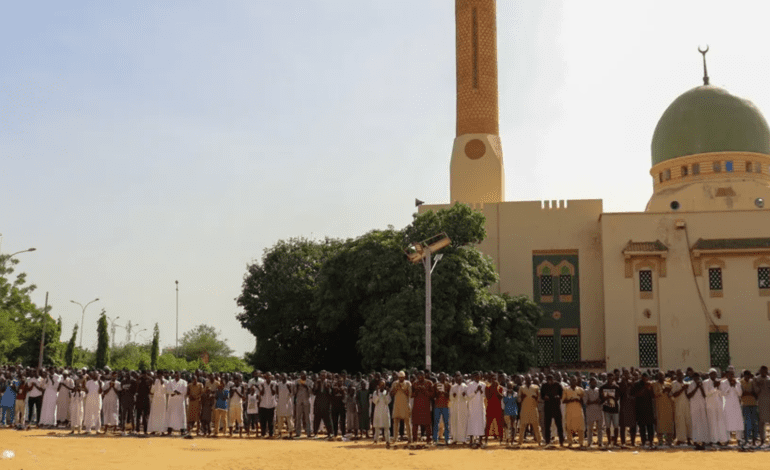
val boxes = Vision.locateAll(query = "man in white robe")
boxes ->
[83,372,102,434]
[670,370,692,445]
[148,372,167,434]
[720,367,744,441]
[165,372,187,435]
[687,373,709,448]
[466,372,486,448]
[704,368,728,444]
[102,372,121,432]
[39,369,60,427]
[69,379,85,433]
[57,371,73,427]
[449,372,468,444]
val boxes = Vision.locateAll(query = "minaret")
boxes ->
[450,0,504,204]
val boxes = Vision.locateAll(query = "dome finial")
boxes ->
[698,45,710,85]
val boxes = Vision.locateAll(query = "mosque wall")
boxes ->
[601,210,770,373]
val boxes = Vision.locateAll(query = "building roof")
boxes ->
[691,237,770,251]
[623,240,669,253]
[651,85,770,165]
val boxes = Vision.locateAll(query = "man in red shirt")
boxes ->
[433,372,451,444]
[411,371,434,445]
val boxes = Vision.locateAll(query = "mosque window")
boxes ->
[756,162,763,173]
[747,161,753,172]
[681,165,688,177]
[692,163,700,175]
[536,335,554,367]
[658,172,663,183]
[759,267,770,289]
[540,273,553,297]
[709,331,730,371]
[559,273,572,296]
[663,169,671,181]
[726,161,734,172]
[638,333,658,368]
[709,267,723,291]
[639,270,653,292]
[713,161,722,173]
[560,335,579,363]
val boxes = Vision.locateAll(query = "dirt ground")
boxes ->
[2,429,770,470]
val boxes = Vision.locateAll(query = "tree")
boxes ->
[0,254,61,366]
[177,324,233,363]
[65,324,78,366]
[95,309,109,369]
[236,237,341,371]
[150,323,159,370]
[237,203,543,372]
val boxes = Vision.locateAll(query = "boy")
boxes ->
[213,381,229,437]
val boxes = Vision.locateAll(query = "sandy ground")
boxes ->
[2,429,770,470]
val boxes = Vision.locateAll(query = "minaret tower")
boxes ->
[450,0,505,204]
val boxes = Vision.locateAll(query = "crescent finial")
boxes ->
[698,45,710,85]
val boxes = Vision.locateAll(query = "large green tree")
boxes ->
[237,203,542,372]
[95,310,109,368]
[237,237,342,371]
[64,323,78,367]
[176,324,233,362]
[0,254,61,366]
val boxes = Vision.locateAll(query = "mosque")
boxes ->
[420,0,770,372]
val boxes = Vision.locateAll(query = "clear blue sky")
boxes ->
[2,0,769,356]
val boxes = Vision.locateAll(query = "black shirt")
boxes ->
[540,382,563,410]
[598,383,620,413]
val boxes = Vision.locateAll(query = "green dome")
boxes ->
[651,85,770,165]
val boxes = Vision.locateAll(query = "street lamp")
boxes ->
[107,315,121,349]
[1,247,37,270]
[405,232,451,372]
[71,298,100,348]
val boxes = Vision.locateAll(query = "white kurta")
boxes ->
[83,380,102,431]
[57,377,73,422]
[450,383,469,443]
[148,378,168,433]
[466,381,486,437]
[719,380,744,432]
[165,379,187,431]
[69,390,85,430]
[102,382,121,426]
[704,379,728,443]
[39,375,60,426]
[688,383,709,443]
[371,391,391,428]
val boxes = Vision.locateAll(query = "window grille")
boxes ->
[759,267,770,289]
[540,275,553,296]
[639,270,653,292]
[537,336,554,367]
[561,335,579,363]
[709,332,729,371]
[638,333,658,368]
[709,267,722,291]
[559,274,572,296]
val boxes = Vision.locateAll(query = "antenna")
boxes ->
[698,45,710,86]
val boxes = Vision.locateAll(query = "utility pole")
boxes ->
[37,292,49,369]
[175,280,179,356]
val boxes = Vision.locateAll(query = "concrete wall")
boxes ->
[601,209,770,372]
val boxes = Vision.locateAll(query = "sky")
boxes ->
[2,0,770,357]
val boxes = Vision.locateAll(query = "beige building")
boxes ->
[422,0,770,372]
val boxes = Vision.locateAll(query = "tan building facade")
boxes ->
[421,0,770,372]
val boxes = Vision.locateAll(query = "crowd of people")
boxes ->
[1,363,769,451]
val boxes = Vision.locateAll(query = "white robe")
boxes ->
[371,390,391,428]
[70,390,85,430]
[83,379,102,431]
[165,379,187,431]
[57,377,73,422]
[39,375,60,426]
[102,381,121,426]
[466,381,486,437]
[688,382,709,443]
[704,379,728,443]
[450,383,468,442]
[148,378,168,433]
[719,380,743,432]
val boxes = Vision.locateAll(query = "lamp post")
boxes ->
[405,233,450,372]
[175,280,179,356]
[1,247,37,270]
[71,298,100,348]
[107,315,121,349]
